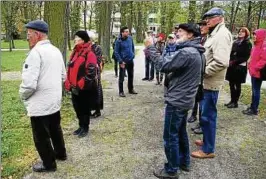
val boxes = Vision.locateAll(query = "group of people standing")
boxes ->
[18,6,266,178]
[19,20,104,172]
[143,7,266,179]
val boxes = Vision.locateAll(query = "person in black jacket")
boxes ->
[225,27,252,108]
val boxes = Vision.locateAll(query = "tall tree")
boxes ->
[257,1,263,29]
[136,2,143,43]
[83,1,87,30]
[229,1,240,32]
[70,1,81,38]
[246,1,252,30]
[188,1,196,23]
[202,1,211,16]
[44,1,67,53]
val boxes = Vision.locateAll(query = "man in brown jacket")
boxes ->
[191,7,233,159]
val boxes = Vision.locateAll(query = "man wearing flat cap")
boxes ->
[19,20,67,172]
[145,23,205,178]
[191,7,233,159]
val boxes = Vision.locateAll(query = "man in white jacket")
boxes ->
[19,20,67,172]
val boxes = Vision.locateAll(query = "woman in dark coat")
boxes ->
[225,27,252,108]
[64,31,98,138]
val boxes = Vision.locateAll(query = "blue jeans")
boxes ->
[199,90,219,153]
[163,104,190,173]
[251,77,263,113]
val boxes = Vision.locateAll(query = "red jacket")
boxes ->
[65,42,97,91]
[249,29,266,78]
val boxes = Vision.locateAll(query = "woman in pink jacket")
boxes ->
[242,29,266,115]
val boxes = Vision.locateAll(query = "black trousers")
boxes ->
[71,92,91,130]
[114,59,118,76]
[144,57,154,79]
[156,70,163,82]
[30,111,66,168]
[119,62,134,93]
[229,81,241,103]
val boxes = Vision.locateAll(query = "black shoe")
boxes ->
[115,74,118,78]
[91,111,101,118]
[194,127,203,134]
[32,162,56,172]
[73,128,82,135]
[142,77,149,81]
[56,155,67,161]
[242,107,258,116]
[191,123,200,131]
[180,165,190,172]
[227,103,238,108]
[149,78,154,81]
[119,92,126,97]
[155,81,161,85]
[153,168,179,179]
[129,90,138,94]
[224,101,233,107]
[187,116,197,123]
[78,128,88,138]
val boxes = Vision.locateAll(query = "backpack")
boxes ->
[260,65,266,81]
[66,48,98,94]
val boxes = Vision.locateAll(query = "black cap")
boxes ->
[178,23,201,37]
[25,20,49,33]
[75,31,90,43]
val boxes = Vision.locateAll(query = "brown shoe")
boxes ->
[191,150,215,159]
[195,140,203,146]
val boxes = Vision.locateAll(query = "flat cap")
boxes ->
[203,7,225,19]
[25,20,49,33]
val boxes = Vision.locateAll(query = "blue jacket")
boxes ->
[114,35,135,64]
[162,43,178,57]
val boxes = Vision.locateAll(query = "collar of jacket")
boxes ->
[74,42,91,52]
[208,22,225,37]
[35,39,51,47]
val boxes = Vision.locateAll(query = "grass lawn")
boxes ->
[224,84,266,119]
[1,50,72,72]
[1,81,75,179]
[1,40,29,49]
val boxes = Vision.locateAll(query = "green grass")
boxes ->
[1,51,72,72]
[1,81,75,179]
[224,84,266,119]
[1,51,29,72]
[1,40,29,49]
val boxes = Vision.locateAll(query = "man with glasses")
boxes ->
[191,8,233,159]
[19,20,67,172]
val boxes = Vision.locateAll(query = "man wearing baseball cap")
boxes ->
[191,7,233,159]
[145,23,205,178]
[19,20,67,172]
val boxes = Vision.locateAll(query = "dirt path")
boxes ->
[23,47,266,179]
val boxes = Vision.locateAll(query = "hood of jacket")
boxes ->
[176,37,205,54]
[254,29,266,46]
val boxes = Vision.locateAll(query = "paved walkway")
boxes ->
[21,46,266,179]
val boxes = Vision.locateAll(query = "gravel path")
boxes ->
[20,47,266,179]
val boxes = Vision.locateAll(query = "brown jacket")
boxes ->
[203,22,233,91]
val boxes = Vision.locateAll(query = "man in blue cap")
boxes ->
[19,20,67,172]
[191,8,233,159]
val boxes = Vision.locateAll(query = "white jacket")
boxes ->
[19,40,66,117]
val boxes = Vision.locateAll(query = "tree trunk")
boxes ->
[44,1,67,53]
[128,1,133,34]
[160,2,167,33]
[246,1,252,30]
[120,2,128,26]
[100,1,112,63]
[231,1,240,32]
[188,1,196,23]
[229,1,235,31]
[136,2,143,43]
[70,1,81,38]
[257,1,263,29]
[88,2,94,30]
[83,1,87,30]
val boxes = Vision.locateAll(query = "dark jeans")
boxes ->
[114,59,118,76]
[251,77,263,113]
[72,92,91,130]
[163,104,190,173]
[119,62,134,93]
[199,90,219,153]
[144,57,154,79]
[30,111,66,168]
[156,70,163,82]
[229,81,241,103]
